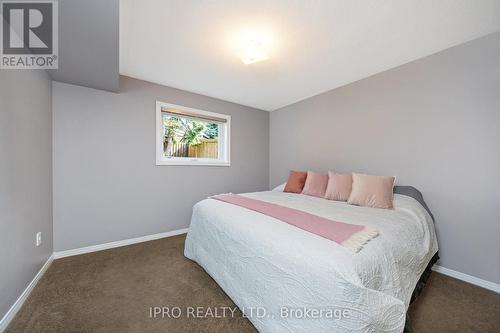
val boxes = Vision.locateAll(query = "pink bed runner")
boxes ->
[211,194,378,252]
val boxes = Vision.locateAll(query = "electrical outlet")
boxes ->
[36,232,42,247]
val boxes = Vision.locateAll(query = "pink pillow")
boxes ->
[301,171,329,198]
[324,172,353,201]
[283,171,308,193]
[347,173,396,209]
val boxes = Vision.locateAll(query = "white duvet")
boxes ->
[184,190,438,333]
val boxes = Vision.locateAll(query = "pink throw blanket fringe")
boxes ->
[211,194,378,252]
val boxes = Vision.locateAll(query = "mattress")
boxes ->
[184,190,438,333]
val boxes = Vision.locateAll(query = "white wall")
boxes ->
[0,70,53,319]
[53,76,269,251]
[270,32,500,284]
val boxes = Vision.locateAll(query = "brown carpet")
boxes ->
[6,235,499,332]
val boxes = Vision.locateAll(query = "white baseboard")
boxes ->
[53,228,189,259]
[0,254,54,332]
[432,264,499,293]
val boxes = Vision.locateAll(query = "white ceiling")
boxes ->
[120,0,500,111]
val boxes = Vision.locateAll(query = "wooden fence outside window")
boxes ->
[165,139,218,159]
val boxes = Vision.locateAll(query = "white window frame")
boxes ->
[155,101,231,166]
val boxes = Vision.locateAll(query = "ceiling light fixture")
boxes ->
[237,30,272,64]
[241,38,268,64]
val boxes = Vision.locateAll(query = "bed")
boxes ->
[184,186,438,333]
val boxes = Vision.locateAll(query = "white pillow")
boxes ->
[272,183,286,191]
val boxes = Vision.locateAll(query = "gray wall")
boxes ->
[49,0,120,92]
[0,70,53,319]
[270,32,500,284]
[53,76,269,251]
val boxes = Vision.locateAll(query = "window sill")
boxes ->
[156,159,231,167]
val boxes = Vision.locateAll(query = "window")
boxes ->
[156,101,231,166]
